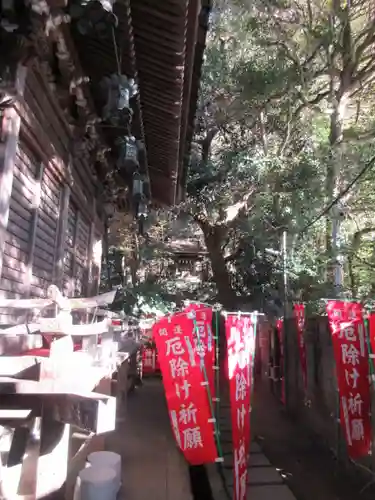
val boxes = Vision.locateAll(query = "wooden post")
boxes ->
[24,162,45,296]
[70,210,81,296]
[86,199,96,297]
[0,64,27,279]
[92,233,103,296]
[53,184,70,288]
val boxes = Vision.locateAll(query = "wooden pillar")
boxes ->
[86,199,96,297]
[0,64,27,279]
[24,162,44,296]
[53,184,70,288]
[70,210,81,296]
[92,233,103,296]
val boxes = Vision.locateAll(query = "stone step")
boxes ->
[247,484,296,500]
[250,442,262,453]
[223,464,283,486]
[249,453,271,467]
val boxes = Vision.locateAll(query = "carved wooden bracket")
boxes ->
[24,3,112,176]
[0,63,18,108]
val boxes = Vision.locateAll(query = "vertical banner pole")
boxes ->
[251,313,258,401]
[365,315,375,386]
[282,230,290,410]
[192,315,223,461]
[214,310,220,432]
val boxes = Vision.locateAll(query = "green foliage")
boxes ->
[183,0,375,307]
[103,0,375,315]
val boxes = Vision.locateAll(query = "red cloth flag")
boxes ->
[183,303,216,402]
[153,312,218,464]
[326,300,371,458]
[276,318,285,405]
[225,313,257,500]
[293,304,307,391]
[142,346,157,374]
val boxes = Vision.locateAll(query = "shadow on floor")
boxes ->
[107,379,193,500]
[253,382,375,500]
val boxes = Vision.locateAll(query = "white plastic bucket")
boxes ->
[87,451,121,492]
[76,465,117,500]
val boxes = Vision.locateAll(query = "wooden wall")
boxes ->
[0,63,105,325]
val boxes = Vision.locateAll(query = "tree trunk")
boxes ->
[200,223,238,309]
[325,85,346,289]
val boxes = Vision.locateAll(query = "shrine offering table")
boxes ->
[0,338,140,500]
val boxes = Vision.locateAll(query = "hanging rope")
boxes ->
[111,24,122,75]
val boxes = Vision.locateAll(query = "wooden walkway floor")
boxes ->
[106,378,298,500]
[107,378,193,500]
[208,404,298,500]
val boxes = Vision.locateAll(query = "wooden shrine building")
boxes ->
[0,3,211,499]
[0,0,211,324]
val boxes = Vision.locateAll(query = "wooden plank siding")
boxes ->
[0,64,105,325]
[74,215,91,297]
[0,65,27,290]
[2,144,40,295]
[62,205,91,298]
[63,203,77,297]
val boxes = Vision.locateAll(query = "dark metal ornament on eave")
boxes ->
[100,73,138,124]
[69,0,118,38]
[67,0,152,225]
[2,0,207,209]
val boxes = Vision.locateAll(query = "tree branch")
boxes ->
[292,89,330,119]
[354,23,375,65]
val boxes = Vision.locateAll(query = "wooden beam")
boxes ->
[38,317,109,336]
[67,290,116,310]
[0,289,116,313]
[0,64,27,280]
[0,388,116,434]
[0,356,40,378]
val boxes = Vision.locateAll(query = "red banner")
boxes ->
[276,319,285,405]
[153,312,218,464]
[257,320,270,379]
[184,304,215,402]
[294,304,307,391]
[326,301,371,458]
[142,346,157,374]
[225,313,257,500]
